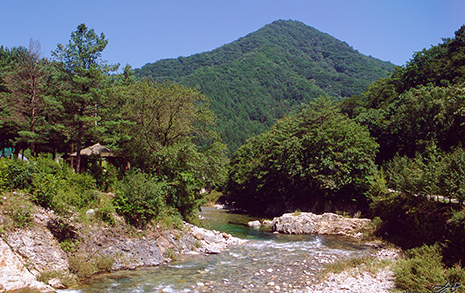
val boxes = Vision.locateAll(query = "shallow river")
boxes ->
[61,208,372,292]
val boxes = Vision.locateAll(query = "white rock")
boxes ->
[0,238,53,292]
[247,220,261,229]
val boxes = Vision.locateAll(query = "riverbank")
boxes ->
[1,205,402,293]
[308,247,399,293]
[0,207,245,292]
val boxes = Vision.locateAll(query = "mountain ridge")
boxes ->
[136,19,396,153]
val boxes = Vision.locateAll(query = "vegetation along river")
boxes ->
[60,208,373,293]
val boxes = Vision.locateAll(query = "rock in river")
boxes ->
[271,212,370,237]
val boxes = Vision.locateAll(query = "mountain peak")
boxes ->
[135,20,395,153]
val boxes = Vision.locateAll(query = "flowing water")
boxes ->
[61,208,372,292]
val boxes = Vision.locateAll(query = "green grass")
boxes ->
[323,255,392,276]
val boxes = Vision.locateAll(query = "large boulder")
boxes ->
[5,227,69,275]
[272,212,370,237]
[0,238,54,292]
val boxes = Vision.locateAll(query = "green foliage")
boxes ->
[203,190,223,204]
[94,195,116,226]
[157,207,184,230]
[68,254,114,279]
[37,270,77,288]
[52,23,118,173]
[59,239,80,253]
[385,146,465,204]
[4,158,37,191]
[135,20,394,153]
[114,172,167,228]
[0,156,101,215]
[323,255,391,276]
[439,148,465,204]
[0,192,34,230]
[227,98,379,215]
[394,244,465,292]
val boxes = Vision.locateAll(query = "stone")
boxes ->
[5,227,69,275]
[86,209,95,218]
[0,238,53,292]
[247,220,261,229]
[48,277,65,289]
[205,246,221,254]
[262,220,273,227]
[203,231,218,243]
[271,212,370,237]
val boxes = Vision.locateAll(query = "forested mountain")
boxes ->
[136,20,395,152]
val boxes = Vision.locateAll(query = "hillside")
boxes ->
[136,20,396,153]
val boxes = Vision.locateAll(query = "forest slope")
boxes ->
[136,20,395,152]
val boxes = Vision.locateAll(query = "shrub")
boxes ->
[68,255,96,279]
[59,239,80,253]
[68,254,115,279]
[0,192,34,230]
[94,195,117,226]
[6,159,37,191]
[203,190,223,204]
[158,206,184,230]
[114,172,167,228]
[37,270,77,288]
[394,244,465,292]
[32,173,59,208]
[0,158,12,190]
[95,255,115,272]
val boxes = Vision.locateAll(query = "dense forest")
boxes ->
[136,20,395,153]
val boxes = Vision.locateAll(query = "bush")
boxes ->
[94,195,117,226]
[68,254,115,279]
[394,244,465,292]
[114,172,167,227]
[37,270,77,288]
[5,159,37,191]
[68,255,96,279]
[0,158,12,190]
[0,192,34,230]
[32,173,59,208]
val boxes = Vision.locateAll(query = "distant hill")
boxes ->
[135,20,396,153]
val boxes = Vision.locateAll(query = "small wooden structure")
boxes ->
[69,143,118,172]
[69,143,115,158]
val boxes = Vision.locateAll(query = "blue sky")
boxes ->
[1,1,464,69]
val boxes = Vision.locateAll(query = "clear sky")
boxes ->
[1,1,464,69]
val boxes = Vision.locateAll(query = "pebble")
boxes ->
[306,259,397,293]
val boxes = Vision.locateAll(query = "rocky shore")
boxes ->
[0,207,245,292]
[306,248,400,293]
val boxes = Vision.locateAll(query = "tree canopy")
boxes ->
[227,98,378,215]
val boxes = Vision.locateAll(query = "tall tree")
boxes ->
[0,46,27,151]
[52,23,118,172]
[118,80,228,218]
[4,40,50,156]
